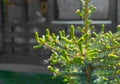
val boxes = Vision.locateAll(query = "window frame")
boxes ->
[48,0,117,25]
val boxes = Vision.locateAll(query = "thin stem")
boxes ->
[85,63,92,84]
[84,0,90,33]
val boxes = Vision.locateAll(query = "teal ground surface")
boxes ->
[0,70,65,84]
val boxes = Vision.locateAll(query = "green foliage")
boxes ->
[34,0,120,84]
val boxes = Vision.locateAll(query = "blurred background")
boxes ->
[0,0,119,73]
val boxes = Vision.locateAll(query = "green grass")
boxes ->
[0,70,65,84]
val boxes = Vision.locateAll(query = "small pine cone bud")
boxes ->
[76,9,81,14]
[117,25,120,29]
[117,25,120,32]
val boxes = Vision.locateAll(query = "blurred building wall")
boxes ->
[118,0,120,23]
[1,0,120,24]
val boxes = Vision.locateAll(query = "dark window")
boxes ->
[48,0,117,27]
[3,0,27,23]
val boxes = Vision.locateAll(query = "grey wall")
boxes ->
[90,0,109,20]
[57,0,80,19]
[7,0,46,23]
[7,0,26,23]
[57,0,109,20]
[0,0,2,53]
[7,5,26,23]
[28,0,42,22]
[6,0,120,23]
[118,0,120,24]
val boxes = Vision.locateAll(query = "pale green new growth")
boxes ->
[34,0,120,84]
